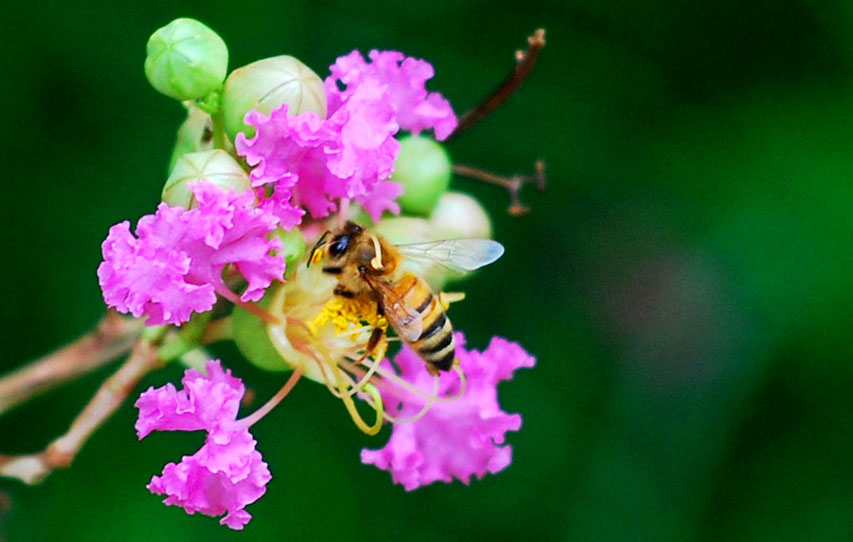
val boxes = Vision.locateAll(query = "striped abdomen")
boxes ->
[393,273,456,371]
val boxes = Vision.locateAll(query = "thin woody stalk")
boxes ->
[0,311,143,416]
[0,337,161,485]
[453,161,546,215]
[449,29,546,140]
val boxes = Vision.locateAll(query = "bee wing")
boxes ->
[397,239,505,274]
[363,275,423,342]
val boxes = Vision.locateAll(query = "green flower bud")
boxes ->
[233,292,289,372]
[429,192,493,239]
[145,18,228,101]
[162,149,250,208]
[392,135,452,216]
[221,56,327,141]
[167,104,213,172]
[273,228,307,278]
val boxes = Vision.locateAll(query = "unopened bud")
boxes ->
[221,56,327,140]
[145,18,229,101]
[162,150,250,208]
[429,192,492,239]
[392,135,452,216]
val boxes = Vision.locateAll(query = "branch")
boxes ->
[453,160,546,215]
[0,311,143,416]
[0,337,161,484]
[449,28,546,140]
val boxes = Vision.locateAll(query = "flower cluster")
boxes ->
[237,50,457,223]
[99,17,540,531]
[100,50,457,326]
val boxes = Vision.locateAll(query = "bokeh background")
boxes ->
[2,0,853,540]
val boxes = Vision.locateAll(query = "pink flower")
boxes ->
[354,179,404,221]
[135,360,271,530]
[98,182,284,326]
[326,50,457,140]
[236,84,401,222]
[361,333,535,490]
[236,49,455,222]
[323,77,400,203]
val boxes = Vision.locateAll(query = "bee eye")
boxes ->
[329,236,350,257]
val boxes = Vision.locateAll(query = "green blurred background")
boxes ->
[2,0,853,540]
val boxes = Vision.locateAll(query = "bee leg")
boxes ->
[355,327,386,365]
[426,364,440,377]
[334,286,356,298]
[438,291,466,310]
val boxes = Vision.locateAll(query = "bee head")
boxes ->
[309,222,363,267]
[328,222,363,258]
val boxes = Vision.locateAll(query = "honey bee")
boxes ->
[308,221,504,375]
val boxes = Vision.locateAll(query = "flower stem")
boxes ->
[0,337,161,484]
[236,366,303,428]
[0,311,143,416]
[448,28,546,140]
[211,109,229,151]
[215,286,280,325]
[453,161,546,215]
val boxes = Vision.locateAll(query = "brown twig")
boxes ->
[0,337,161,484]
[0,311,144,416]
[449,28,546,140]
[453,161,546,215]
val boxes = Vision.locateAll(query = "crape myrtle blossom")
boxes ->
[236,49,456,222]
[83,16,541,531]
[326,50,457,140]
[135,360,270,530]
[361,333,535,490]
[98,182,284,326]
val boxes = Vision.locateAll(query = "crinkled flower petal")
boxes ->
[326,50,457,140]
[135,360,244,438]
[147,427,270,530]
[97,220,216,326]
[355,180,403,222]
[236,106,329,189]
[237,48,456,223]
[136,360,270,530]
[324,77,400,200]
[98,182,284,325]
[361,333,534,490]
[256,185,305,232]
[237,85,400,220]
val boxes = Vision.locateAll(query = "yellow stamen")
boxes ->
[341,357,466,405]
[346,353,384,397]
[444,364,467,402]
[380,375,440,424]
[310,294,388,336]
[331,361,383,435]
